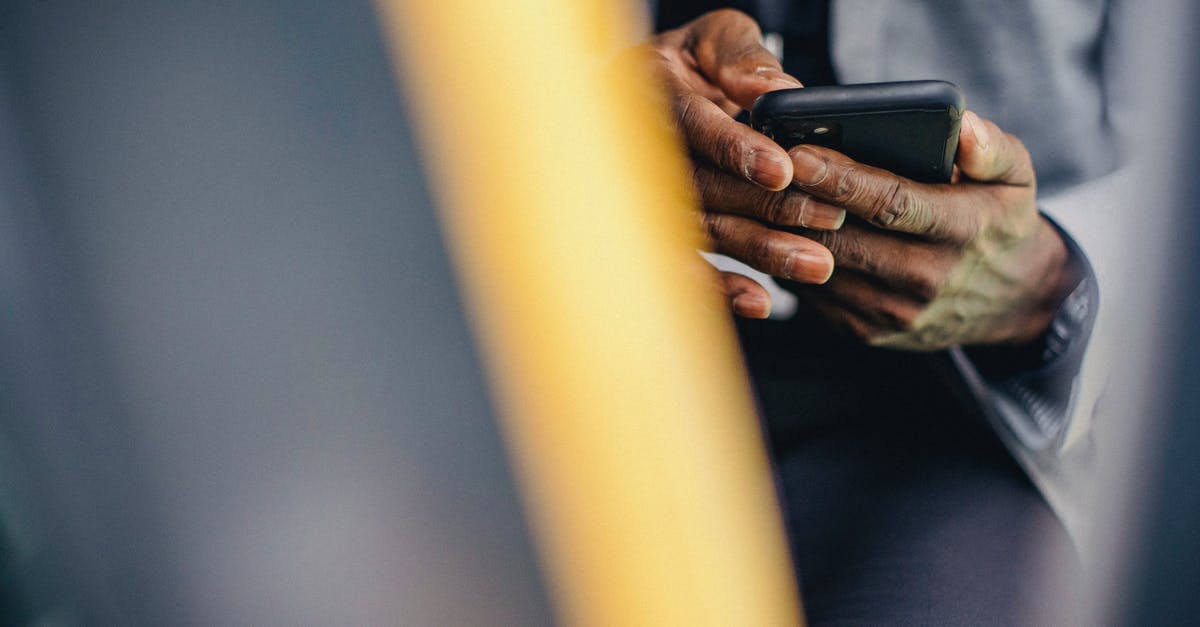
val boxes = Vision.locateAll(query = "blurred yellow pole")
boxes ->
[374,1,803,625]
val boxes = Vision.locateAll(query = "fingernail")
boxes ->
[796,198,846,230]
[732,292,771,319]
[789,146,829,186]
[753,66,802,88]
[966,111,989,152]
[745,149,791,190]
[784,249,834,284]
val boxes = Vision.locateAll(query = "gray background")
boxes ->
[0,1,550,624]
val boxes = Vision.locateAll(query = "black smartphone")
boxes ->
[749,80,964,183]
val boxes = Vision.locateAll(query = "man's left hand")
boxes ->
[779,111,1080,350]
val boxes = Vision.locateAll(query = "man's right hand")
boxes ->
[649,9,843,318]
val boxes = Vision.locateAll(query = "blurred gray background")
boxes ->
[0,1,549,624]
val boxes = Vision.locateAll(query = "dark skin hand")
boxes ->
[649,9,844,319]
[649,9,1079,348]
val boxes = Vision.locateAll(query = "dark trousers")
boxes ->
[740,313,1079,626]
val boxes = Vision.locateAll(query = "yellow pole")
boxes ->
[374,1,803,625]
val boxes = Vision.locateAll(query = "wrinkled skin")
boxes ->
[648,9,1079,348]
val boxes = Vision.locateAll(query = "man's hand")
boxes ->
[649,9,845,319]
[787,111,1081,350]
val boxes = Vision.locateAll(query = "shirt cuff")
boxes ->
[962,213,1099,451]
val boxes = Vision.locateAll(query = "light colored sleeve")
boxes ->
[950,0,1150,540]
[966,0,1140,456]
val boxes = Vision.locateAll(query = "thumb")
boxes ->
[690,9,802,109]
[956,110,1035,186]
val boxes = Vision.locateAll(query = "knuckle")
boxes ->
[713,127,748,168]
[676,93,701,128]
[954,206,986,245]
[692,164,717,205]
[833,166,862,201]
[996,134,1029,173]
[731,44,776,73]
[648,45,672,63]
[985,202,1036,244]
[843,285,922,334]
[703,213,730,242]
[805,230,838,257]
[989,218,1023,244]
[806,229,833,247]
[706,213,779,271]
[865,330,903,348]
[785,193,813,227]
[762,191,795,225]
[986,133,1036,185]
[806,229,839,257]
[834,235,872,271]
[907,271,940,303]
[745,238,779,269]
[879,307,916,333]
[845,317,877,343]
[869,179,921,229]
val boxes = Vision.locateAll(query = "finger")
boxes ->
[822,270,926,333]
[803,291,885,343]
[704,213,834,283]
[647,41,741,115]
[788,145,982,243]
[675,90,793,190]
[689,9,802,109]
[956,111,1036,186]
[720,272,772,318]
[694,165,845,229]
[806,222,948,302]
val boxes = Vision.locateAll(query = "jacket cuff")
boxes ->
[962,212,1099,451]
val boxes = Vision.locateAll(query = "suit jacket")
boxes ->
[827,0,1133,543]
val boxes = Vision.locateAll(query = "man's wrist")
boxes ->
[1007,217,1084,345]
[972,214,1095,373]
